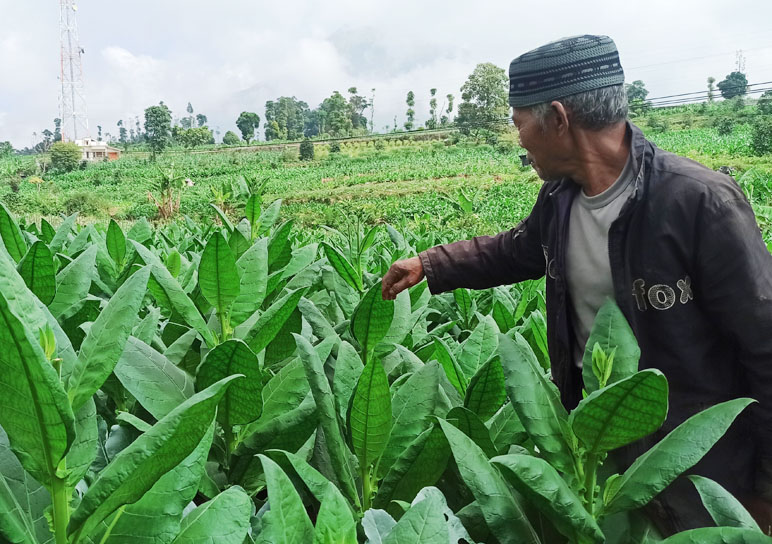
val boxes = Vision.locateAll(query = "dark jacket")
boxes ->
[419,123,772,521]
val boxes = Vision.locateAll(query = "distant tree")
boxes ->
[236,111,260,144]
[53,118,62,142]
[186,102,195,127]
[455,63,508,135]
[347,87,369,132]
[369,88,376,132]
[404,91,415,131]
[177,126,212,149]
[264,97,309,140]
[625,80,650,114]
[299,139,314,161]
[441,93,455,125]
[117,120,128,148]
[707,77,716,103]
[757,90,772,115]
[41,129,54,151]
[135,118,143,142]
[97,125,103,141]
[0,141,13,157]
[222,130,241,145]
[319,91,352,137]
[50,141,81,172]
[426,88,438,129]
[196,113,208,127]
[144,102,173,159]
[717,72,748,99]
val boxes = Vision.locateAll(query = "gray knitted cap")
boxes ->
[509,35,625,108]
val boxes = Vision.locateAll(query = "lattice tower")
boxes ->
[59,0,89,141]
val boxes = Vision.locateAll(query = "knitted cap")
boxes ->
[509,35,625,108]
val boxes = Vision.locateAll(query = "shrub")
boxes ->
[280,148,298,162]
[714,117,734,136]
[299,139,314,161]
[63,190,110,216]
[750,117,772,155]
[374,139,385,151]
[222,130,241,145]
[758,91,772,115]
[50,141,81,172]
[647,116,670,133]
[329,140,341,153]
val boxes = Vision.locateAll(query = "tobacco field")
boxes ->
[0,185,770,544]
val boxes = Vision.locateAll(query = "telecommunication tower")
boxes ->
[735,50,747,74]
[59,0,89,141]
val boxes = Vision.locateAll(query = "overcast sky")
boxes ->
[1,0,771,147]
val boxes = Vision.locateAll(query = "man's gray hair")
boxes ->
[528,84,628,130]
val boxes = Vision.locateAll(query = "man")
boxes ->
[381,35,772,532]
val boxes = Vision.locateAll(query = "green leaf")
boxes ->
[378,361,441,478]
[41,218,56,244]
[313,483,357,544]
[106,219,126,267]
[374,424,450,515]
[257,198,282,237]
[245,194,261,241]
[196,339,262,427]
[17,241,56,305]
[0,288,75,487]
[438,419,539,544]
[210,203,235,233]
[453,288,472,327]
[264,307,302,366]
[231,238,268,325]
[255,454,314,544]
[582,298,640,394]
[492,299,516,332]
[659,527,772,543]
[126,217,152,245]
[603,398,755,515]
[487,402,528,453]
[68,375,241,541]
[49,244,97,319]
[132,306,160,346]
[688,475,762,531]
[350,282,394,357]
[0,202,27,263]
[493,453,604,544]
[458,314,499,378]
[114,337,194,420]
[431,337,468,396]
[382,487,449,544]
[48,212,77,255]
[165,249,182,277]
[570,369,668,455]
[63,398,98,488]
[294,334,360,508]
[464,355,507,422]
[268,220,294,272]
[322,243,362,293]
[170,486,252,544]
[131,241,217,348]
[240,288,304,354]
[332,341,363,421]
[499,333,574,474]
[67,266,150,411]
[446,406,497,458]
[348,355,392,469]
[199,231,241,316]
[362,509,396,543]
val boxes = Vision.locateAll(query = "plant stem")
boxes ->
[98,506,126,544]
[51,475,70,544]
[584,453,599,517]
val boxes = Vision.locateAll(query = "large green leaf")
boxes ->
[378,361,441,478]
[49,244,97,319]
[245,194,261,241]
[64,398,98,488]
[106,219,127,267]
[313,483,357,544]
[48,213,77,255]
[688,475,762,531]
[257,199,282,237]
[114,337,194,420]
[499,332,574,474]
[196,339,262,427]
[67,375,241,542]
[240,288,304,355]
[170,486,252,544]
[457,314,499,378]
[493,453,604,544]
[332,341,363,421]
[487,402,528,453]
[453,288,473,328]
[581,298,640,394]
[438,419,539,544]
[374,424,450,515]
[198,231,241,315]
[431,337,468,396]
[0,288,75,487]
[131,241,217,347]
[603,398,755,515]
[68,266,150,411]
[350,282,394,357]
[268,220,294,272]
[659,527,772,543]
[255,454,314,544]
[0,202,26,263]
[381,487,449,544]
[446,406,497,458]
[464,355,507,422]
[348,355,392,469]
[570,369,668,455]
[231,238,268,326]
[322,242,362,293]
[294,334,360,509]
[17,241,56,305]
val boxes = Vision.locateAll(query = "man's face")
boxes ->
[512,107,564,182]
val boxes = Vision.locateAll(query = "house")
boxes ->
[75,138,121,161]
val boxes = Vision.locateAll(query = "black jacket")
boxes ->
[419,123,772,510]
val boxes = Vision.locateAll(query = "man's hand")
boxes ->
[382,256,425,300]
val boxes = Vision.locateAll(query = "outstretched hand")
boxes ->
[381,256,425,300]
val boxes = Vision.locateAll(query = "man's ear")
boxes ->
[550,101,570,135]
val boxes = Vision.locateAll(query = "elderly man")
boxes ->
[381,35,772,532]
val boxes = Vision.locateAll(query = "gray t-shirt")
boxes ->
[567,154,635,367]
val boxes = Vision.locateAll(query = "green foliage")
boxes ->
[236,111,260,144]
[50,141,82,172]
[717,71,748,99]
[758,90,772,115]
[299,139,315,161]
[751,116,772,155]
[177,126,213,149]
[222,130,241,145]
[625,80,650,114]
[715,116,735,136]
[144,102,173,158]
[456,62,509,135]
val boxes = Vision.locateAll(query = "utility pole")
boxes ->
[59,0,89,141]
